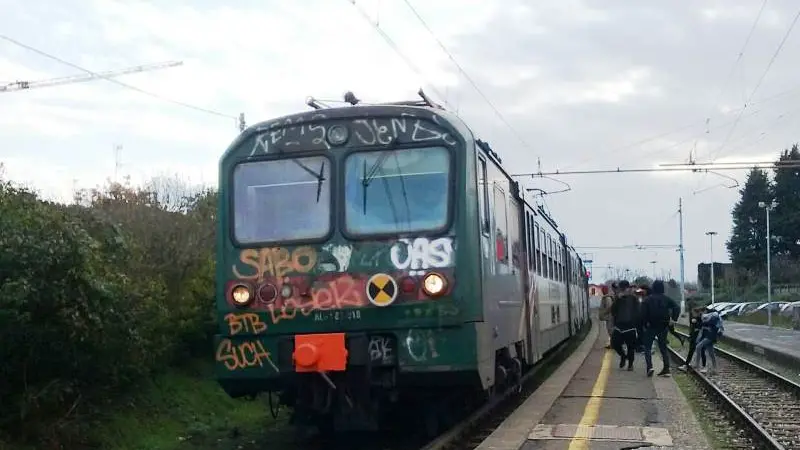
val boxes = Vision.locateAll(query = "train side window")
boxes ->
[508,201,521,270]
[530,214,536,269]
[540,228,546,277]
[478,158,490,234]
[493,184,508,264]
[533,221,542,275]
[526,213,533,269]
[558,244,564,282]
[556,240,562,282]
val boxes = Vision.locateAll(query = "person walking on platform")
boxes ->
[635,285,650,354]
[678,306,706,372]
[641,280,680,377]
[599,285,616,349]
[693,308,724,375]
[610,280,640,371]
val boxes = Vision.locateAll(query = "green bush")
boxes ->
[0,177,217,447]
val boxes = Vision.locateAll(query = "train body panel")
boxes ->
[214,99,590,432]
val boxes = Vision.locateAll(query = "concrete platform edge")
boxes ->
[474,317,600,450]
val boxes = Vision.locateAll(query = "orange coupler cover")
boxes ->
[293,333,348,372]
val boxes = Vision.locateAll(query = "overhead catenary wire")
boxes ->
[399,0,535,155]
[345,0,450,108]
[702,0,768,131]
[708,6,800,163]
[0,34,238,122]
[511,161,800,177]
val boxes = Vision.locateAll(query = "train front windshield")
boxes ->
[344,146,450,235]
[230,146,450,243]
[232,156,331,244]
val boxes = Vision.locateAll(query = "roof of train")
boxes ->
[232,99,584,267]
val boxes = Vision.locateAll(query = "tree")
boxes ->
[726,167,772,271]
[771,144,800,259]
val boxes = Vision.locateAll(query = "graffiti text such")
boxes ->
[216,339,279,372]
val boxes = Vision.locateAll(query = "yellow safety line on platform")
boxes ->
[567,349,613,450]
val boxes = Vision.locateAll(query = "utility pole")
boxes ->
[650,260,657,279]
[678,197,686,311]
[706,231,717,304]
[238,112,246,133]
[759,201,776,327]
[113,144,122,183]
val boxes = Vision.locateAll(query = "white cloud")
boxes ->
[3,0,800,281]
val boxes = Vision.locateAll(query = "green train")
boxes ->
[214,91,590,433]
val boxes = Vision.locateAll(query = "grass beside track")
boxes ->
[3,360,289,450]
[666,335,736,450]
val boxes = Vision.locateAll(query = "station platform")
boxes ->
[477,317,709,449]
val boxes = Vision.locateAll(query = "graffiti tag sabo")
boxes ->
[233,246,317,280]
[216,338,279,372]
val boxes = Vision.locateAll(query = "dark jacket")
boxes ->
[611,294,641,330]
[641,293,680,330]
[688,313,703,334]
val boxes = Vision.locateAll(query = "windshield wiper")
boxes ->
[290,159,325,203]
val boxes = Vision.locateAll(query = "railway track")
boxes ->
[420,323,590,450]
[669,330,800,450]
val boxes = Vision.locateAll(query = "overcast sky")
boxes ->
[2,0,799,284]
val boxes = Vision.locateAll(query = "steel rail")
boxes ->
[667,337,786,449]
[674,329,800,397]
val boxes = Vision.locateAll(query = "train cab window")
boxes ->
[232,156,331,244]
[478,158,490,234]
[344,147,450,235]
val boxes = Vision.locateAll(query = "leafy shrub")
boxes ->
[0,176,217,447]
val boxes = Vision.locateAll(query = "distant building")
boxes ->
[588,284,607,296]
[697,262,734,291]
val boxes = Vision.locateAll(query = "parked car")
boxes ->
[720,302,763,318]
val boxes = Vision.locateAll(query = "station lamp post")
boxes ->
[705,231,717,304]
[758,201,777,327]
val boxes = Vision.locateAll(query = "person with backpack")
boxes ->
[610,280,641,370]
[693,307,724,375]
[599,284,616,349]
[678,305,706,372]
[641,280,681,377]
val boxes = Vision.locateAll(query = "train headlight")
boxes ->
[422,272,447,297]
[280,284,293,298]
[327,125,349,146]
[231,284,252,306]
